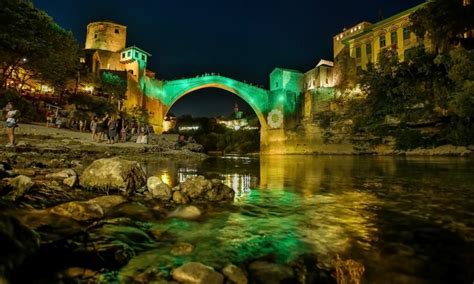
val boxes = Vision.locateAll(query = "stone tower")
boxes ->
[85,21,127,52]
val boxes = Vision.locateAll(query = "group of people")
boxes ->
[89,114,152,144]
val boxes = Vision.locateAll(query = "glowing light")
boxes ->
[160,172,172,186]
[178,126,199,131]
[84,85,94,93]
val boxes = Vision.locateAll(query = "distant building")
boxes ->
[303,60,335,91]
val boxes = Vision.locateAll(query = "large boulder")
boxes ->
[173,176,235,202]
[179,176,212,198]
[172,262,224,284]
[3,175,34,201]
[147,176,172,201]
[79,158,146,194]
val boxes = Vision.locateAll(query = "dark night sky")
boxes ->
[34,0,424,117]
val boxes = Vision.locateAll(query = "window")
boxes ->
[141,54,145,60]
[276,82,279,87]
[114,28,119,34]
[366,43,372,55]
[403,28,411,41]
[121,53,125,59]
[379,35,386,48]
[94,34,97,39]
[391,31,398,46]
[135,51,139,58]
[355,47,361,58]
[127,51,131,57]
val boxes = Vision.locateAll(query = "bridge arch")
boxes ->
[155,75,270,130]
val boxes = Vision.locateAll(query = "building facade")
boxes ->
[333,3,429,72]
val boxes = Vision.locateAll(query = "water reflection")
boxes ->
[140,155,474,282]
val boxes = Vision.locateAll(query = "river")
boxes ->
[137,155,474,283]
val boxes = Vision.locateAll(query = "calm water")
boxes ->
[134,155,474,283]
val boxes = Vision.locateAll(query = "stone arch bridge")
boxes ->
[124,69,342,154]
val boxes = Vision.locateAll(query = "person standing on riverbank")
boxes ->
[3,102,19,147]
[90,116,98,141]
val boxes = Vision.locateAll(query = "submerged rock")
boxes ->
[222,264,248,284]
[248,261,294,284]
[172,262,224,284]
[168,205,202,220]
[147,176,172,201]
[88,195,127,214]
[3,175,34,201]
[49,201,104,222]
[170,242,195,256]
[79,157,146,194]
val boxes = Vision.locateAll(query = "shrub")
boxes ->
[0,89,42,122]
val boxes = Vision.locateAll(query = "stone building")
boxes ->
[83,20,153,98]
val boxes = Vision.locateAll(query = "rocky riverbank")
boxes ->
[0,147,338,283]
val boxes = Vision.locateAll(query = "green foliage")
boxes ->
[394,128,433,150]
[410,0,473,53]
[67,95,115,116]
[0,89,42,122]
[100,71,127,100]
[0,0,80,88]
[128,107,150,125]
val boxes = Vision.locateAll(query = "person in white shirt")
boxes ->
[3,102,18,147]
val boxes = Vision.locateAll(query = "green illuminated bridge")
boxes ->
[125,68,323,153]
[144,75,271,127]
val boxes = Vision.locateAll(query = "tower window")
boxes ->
[115,28,119,34]
[127,51,131,57]
[122,53,125,59]
[94,34,97,39]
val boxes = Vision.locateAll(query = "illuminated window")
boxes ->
[391,31,398,46]
[379,35,386,48]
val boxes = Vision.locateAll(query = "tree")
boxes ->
[100,71,128,100]
[410,0,474,53]
[333,47,357,92]
[0,0,80,89]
